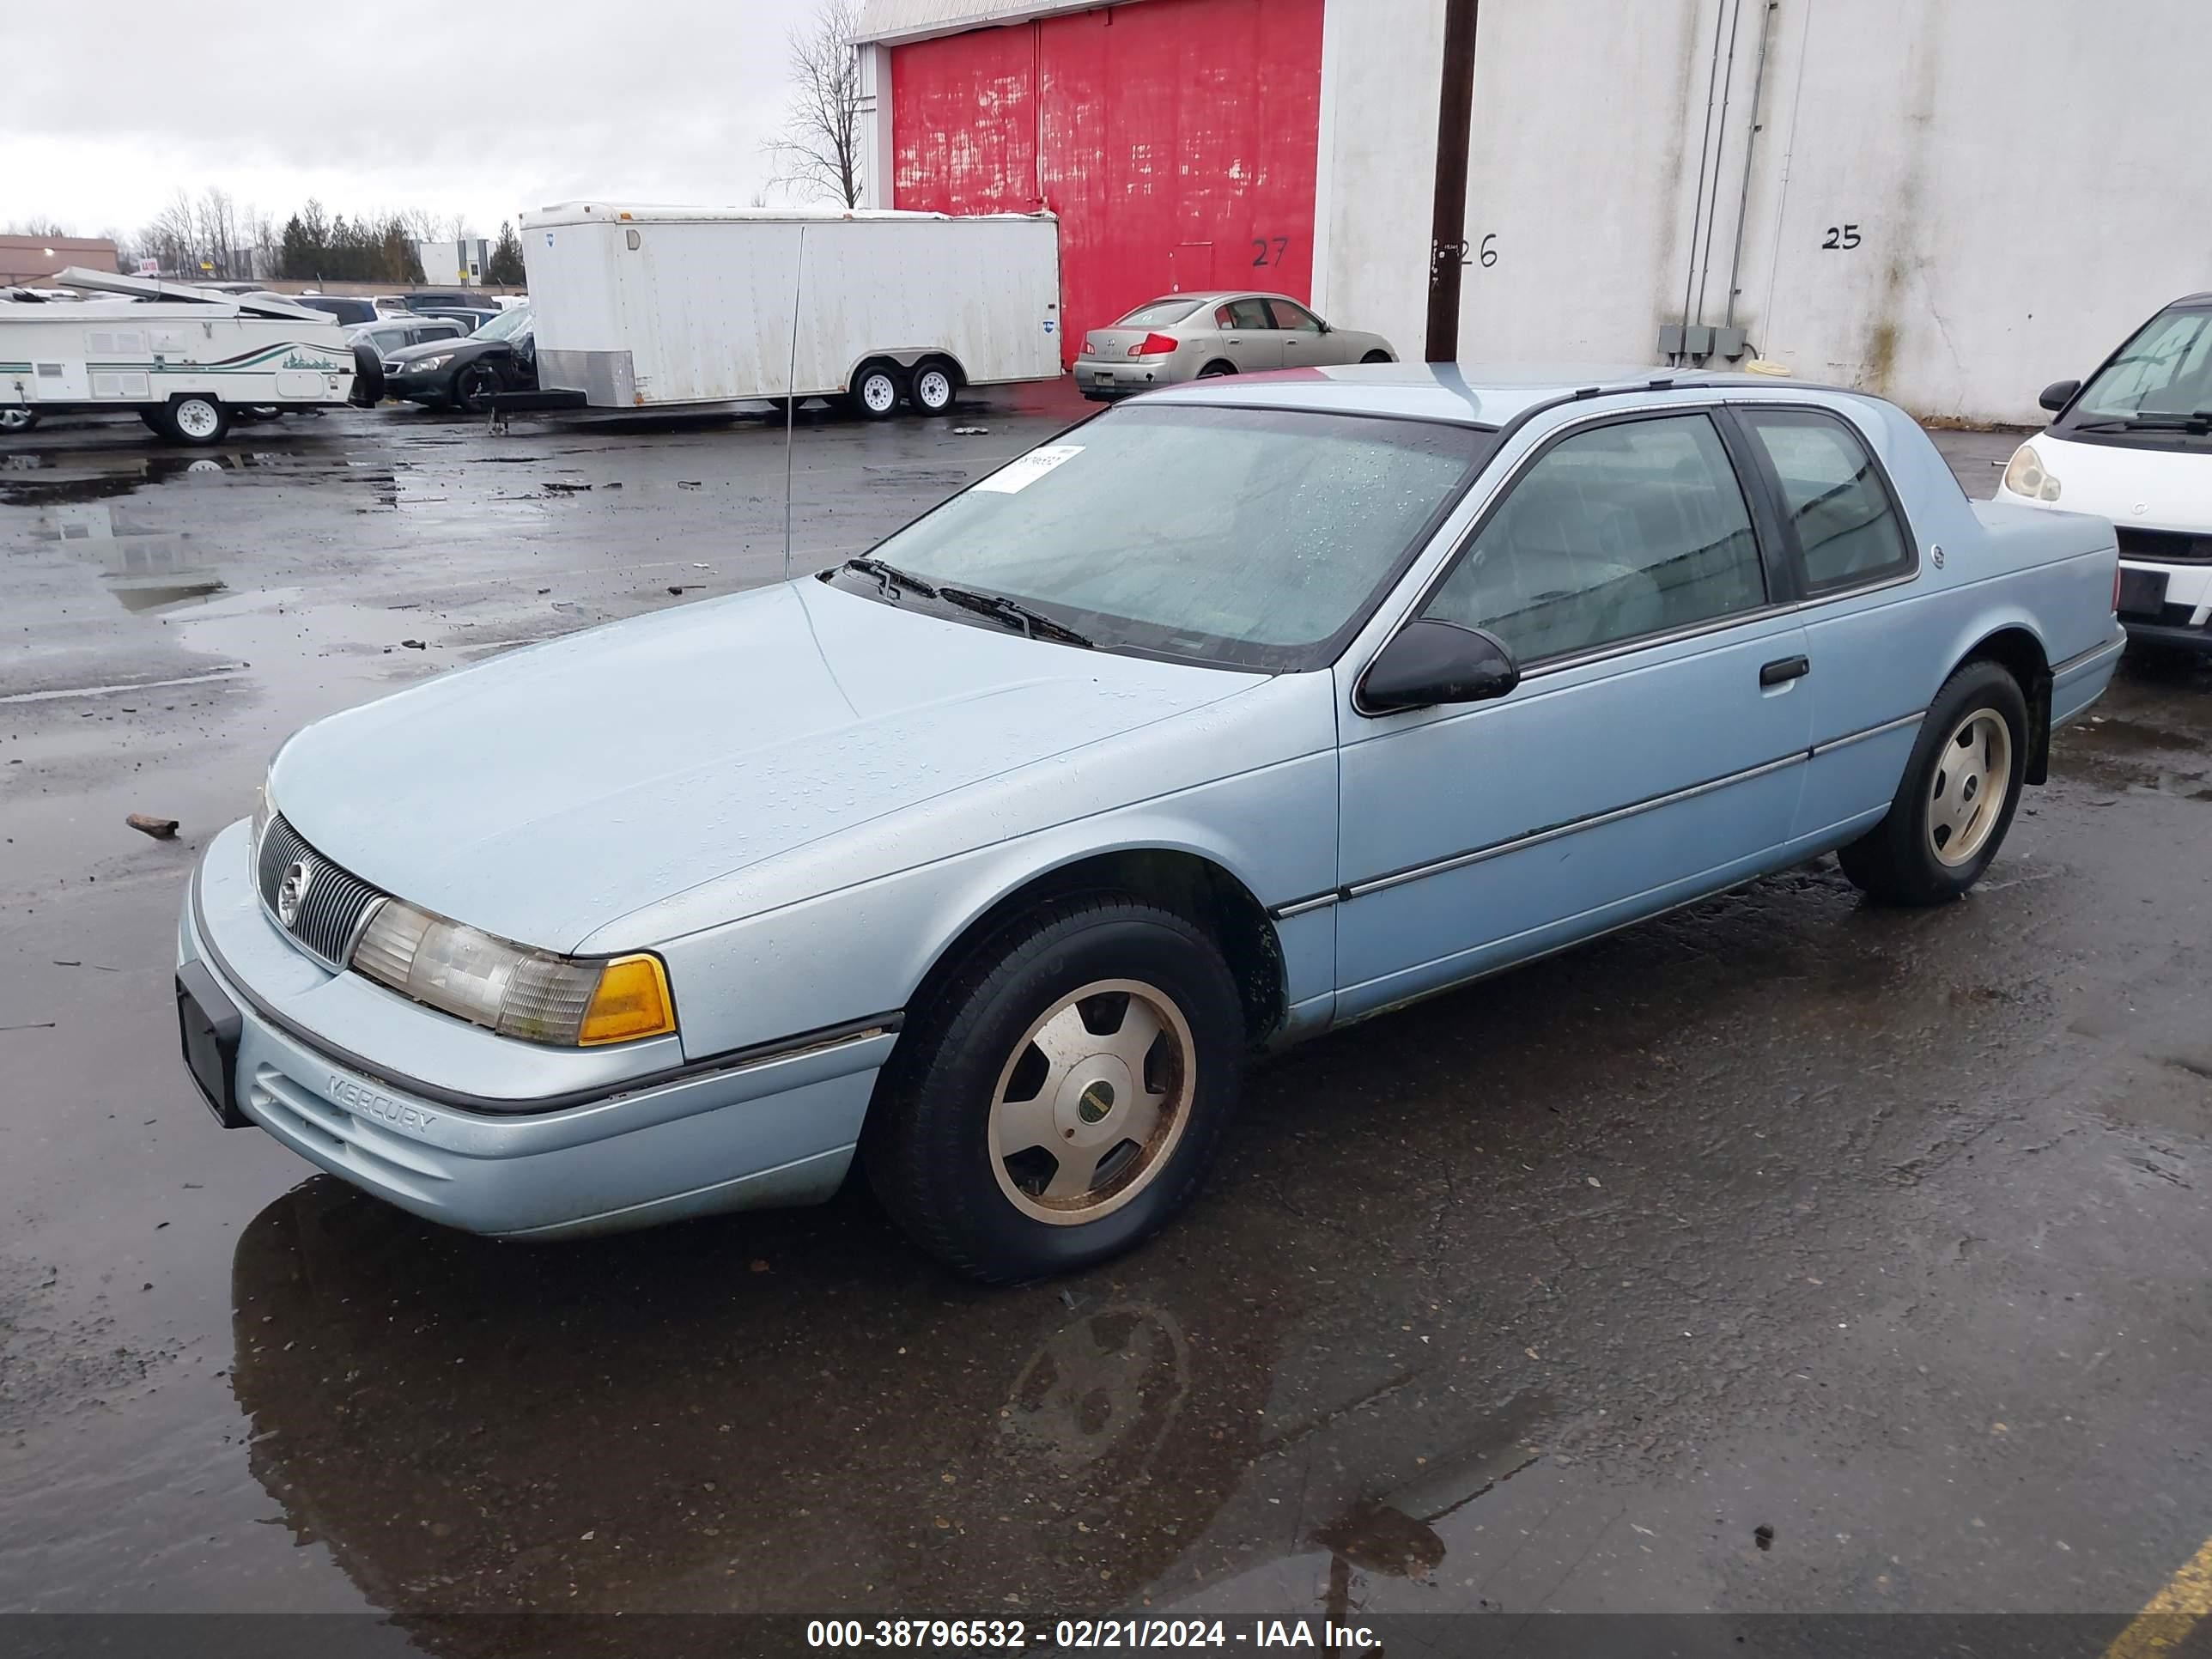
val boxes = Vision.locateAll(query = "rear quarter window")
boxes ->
[1740,409,1913,592]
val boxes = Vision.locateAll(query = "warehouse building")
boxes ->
[855,0,2211,423]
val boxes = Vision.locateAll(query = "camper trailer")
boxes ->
[520,204,1060,416]
[0,268,360,443]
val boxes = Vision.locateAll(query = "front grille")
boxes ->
[256,813,387,969]
[2118,526,2212,565]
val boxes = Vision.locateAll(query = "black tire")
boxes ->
[1361,350,1394,364]
[0,408,38,434]
[1837,659,2030,905]
[453,362,501,414]
[848,362,903,421]
[350,342,386,406]
[865,896,1246,1283]
[909,359,958,416]
[158,394,228,447]
[1197,361,1236,378]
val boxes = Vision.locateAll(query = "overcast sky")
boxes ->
[5,0,826,242]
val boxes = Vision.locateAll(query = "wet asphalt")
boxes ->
[2,392,2209,1640]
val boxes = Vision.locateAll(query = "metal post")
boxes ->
[1425,0,1481,362]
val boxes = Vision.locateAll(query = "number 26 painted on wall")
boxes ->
[1822,224,1863,250]
[1250,236,1291,266]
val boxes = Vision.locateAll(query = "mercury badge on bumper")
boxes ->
[178,364,2124,1282]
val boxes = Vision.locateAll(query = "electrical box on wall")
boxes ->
[1658,323,1750,361]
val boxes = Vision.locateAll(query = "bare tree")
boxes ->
[196,186,239,278]
[3,216,73,238]
[765,0,863,208]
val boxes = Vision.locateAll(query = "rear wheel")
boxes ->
[159,395,228,447]
[848,362,902,420]
[1837,660,2028,904]
[0,407,37,434]
[910,361,957,416]
[1361,349,1393,364]
[1197,361,1236,379]
[865,896,1245,1282]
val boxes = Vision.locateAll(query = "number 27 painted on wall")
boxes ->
[1250,237,1291,266]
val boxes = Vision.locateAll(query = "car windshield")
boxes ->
[472,305,532,340]
[835,404,1495,671]
[2064,305,2212,427]
[1115,297,1204,328]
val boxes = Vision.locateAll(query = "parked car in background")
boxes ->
[400,291,477,313]
[410,304,502,333]
[176,366,2121,1281]
[1995,293,2212,654]
[289,294,380,326]
[343,316,469,362]
[378,303,535,411]
[1075,291,1395,401]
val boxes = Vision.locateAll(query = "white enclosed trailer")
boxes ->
[0,269,360,444]
[519,204,1060,417]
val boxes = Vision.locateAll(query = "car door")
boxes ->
[1334,407,1814,1018]
[1266,298,1341,368]
[1218,297,1281,372]
[1729,405,1924,843]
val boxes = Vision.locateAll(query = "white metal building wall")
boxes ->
[863,0,2212,423]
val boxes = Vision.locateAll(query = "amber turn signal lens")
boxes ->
[578,954,677,1046]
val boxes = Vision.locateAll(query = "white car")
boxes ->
[1995,294,2212,654]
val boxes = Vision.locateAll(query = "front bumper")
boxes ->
[2117,556,2212,653]
[383,368,454,404]
[176,819,890,1238]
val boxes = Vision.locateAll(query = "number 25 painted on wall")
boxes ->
[1822,224,1863,250]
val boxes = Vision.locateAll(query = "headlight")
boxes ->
[350,899,676,1048]
[252,775,275,849]
[2002,443,2062,502]
[410,355,452,374]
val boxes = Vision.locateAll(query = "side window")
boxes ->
[1739,410,1911,591]
[1267,300,1322,332]
[1213,304,1236,329]
[1423,413,1766,664]
[1224,298,1272,331]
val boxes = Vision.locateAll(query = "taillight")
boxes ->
[1129,332,1178,357]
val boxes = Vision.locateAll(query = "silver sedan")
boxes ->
[1074,291,1396,400]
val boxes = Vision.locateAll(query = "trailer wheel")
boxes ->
[349,342,386,406]
[848,362,903,421]
[910,360,958,416]
[159,395,228,447]
[0,408,37,434]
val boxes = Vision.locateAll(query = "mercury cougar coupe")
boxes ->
[176,365,2124,1281]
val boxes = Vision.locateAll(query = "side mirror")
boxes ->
[1356,619,1521,714]
[2038,379,2081,413]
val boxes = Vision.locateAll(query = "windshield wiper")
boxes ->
[840,556,939,600]
[2071,413,2212,432]
[934,585,1094,647]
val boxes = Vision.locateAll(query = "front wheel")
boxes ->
[160,395,228,447]
[1837,659,2028,904]
[848,363,902,420]
[453,362,501,413]
[865,896,1245,1282]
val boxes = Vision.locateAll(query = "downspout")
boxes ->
[1721,0,1779,336]
[1691,0,1747,327]
[1674,0,1732,363]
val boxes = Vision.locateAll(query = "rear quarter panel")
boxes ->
[1745,390,2120,842]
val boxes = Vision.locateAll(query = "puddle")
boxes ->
[110,580,227,613]
[0,448,376,508]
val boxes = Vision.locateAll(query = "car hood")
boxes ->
[385,337,495,365]
[2033,430,2212,532]
[272,580,1263,951]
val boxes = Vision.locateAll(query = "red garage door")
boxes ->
[890,0,1325,368]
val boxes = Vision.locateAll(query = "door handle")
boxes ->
[1759,655,1811,686]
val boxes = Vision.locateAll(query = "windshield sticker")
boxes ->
[975,443,1084,494]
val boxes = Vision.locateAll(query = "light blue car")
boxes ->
[175,365,2125,1280]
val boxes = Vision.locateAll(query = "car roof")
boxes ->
[1139,362,1861,428]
